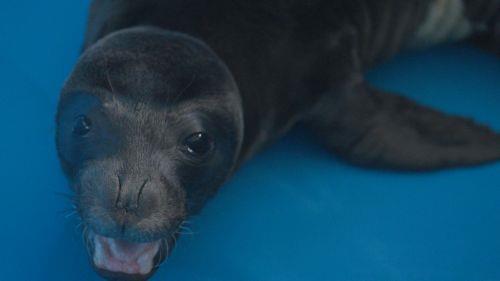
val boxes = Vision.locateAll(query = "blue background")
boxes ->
[0,1,499,280]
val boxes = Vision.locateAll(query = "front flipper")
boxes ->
[307,84,500,170]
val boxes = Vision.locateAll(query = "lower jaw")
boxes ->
[93,251,161,281]
[83,227,179,280]
[90,236,177,280]
[91,234,164,276]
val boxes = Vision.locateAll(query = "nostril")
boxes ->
[137,179,149,205]
[114,177,149,213]
[115,175,123,208]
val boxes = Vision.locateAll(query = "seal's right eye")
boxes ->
[182,132,214,159]
[73,115,92,136]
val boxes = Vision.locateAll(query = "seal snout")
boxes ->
[80,170,181,279]
[79,167,186,242]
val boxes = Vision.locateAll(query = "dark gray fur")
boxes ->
[56,0,500,280]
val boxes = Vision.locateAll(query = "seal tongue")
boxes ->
[93,235,160,275]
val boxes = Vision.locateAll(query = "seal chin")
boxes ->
[92,234,161,279]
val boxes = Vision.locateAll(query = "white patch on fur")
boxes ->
[409,0,473,48]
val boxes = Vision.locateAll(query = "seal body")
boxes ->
[82,0,499,161]
[57,0,500,280]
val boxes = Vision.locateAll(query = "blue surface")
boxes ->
[0,1,499,280]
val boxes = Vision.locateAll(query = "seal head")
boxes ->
[56,26,243,280]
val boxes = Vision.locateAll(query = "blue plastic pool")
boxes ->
[0,1,499,280]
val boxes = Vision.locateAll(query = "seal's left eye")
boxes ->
[182,132,214,158]
[73,115,92,136]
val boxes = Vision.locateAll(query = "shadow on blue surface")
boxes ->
[0,1,499,281]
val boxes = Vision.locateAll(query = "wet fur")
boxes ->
[57,0,500,280]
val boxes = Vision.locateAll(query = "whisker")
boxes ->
[82,226,92,256]
[75,221,83,230]
[178,230,195,236]
[179,225,192,231]
[179,225,195,235]
[171,233,177,245]
[105,56,117,94]
[166,238,170,258]
[57,208,75,214]
[64,211,77,219]
[54,191,77,203]
[155,239,164,269]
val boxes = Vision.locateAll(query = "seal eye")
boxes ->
[183,132,214,158]
[73,115,92,136]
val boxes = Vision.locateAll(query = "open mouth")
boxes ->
[92,234,162,277]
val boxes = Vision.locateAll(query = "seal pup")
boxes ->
[56,0,500,279]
